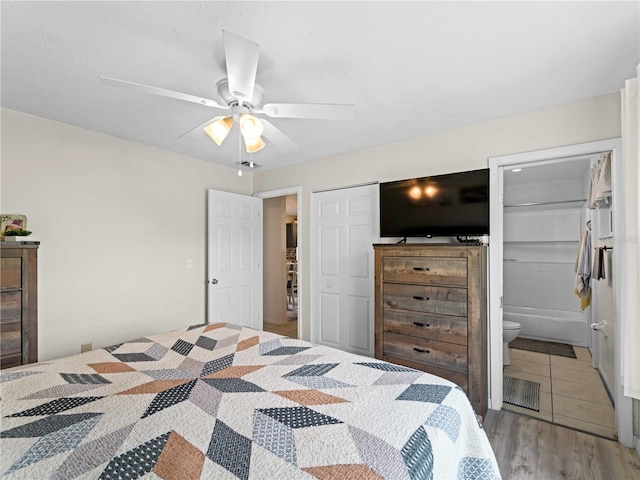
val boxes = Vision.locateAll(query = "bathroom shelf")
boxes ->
[504,198,586,207]
[503,240,579,243]
[503,260,574,265]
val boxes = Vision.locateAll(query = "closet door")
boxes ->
[311,184,378,356]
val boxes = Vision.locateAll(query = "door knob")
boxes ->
[210,279,219,285]
[326,282,333,288]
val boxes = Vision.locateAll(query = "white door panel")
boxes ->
[320,227,340,276]
[347,295,371,351]
[312,184,378,356]
[319,199,340,218]
[319,292,341,346]
[348,226,371,278]
[347,196,373,216]
[208,189,262,329]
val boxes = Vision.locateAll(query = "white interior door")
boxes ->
[311,183,378,357]
[207,189,263,329]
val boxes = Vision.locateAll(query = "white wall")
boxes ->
[1,108,253,360]
[253,93,622,341]
[1,93,623,356]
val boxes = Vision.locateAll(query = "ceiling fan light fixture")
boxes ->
[239,113,264,139]
[244,135,265,153]
[203,116,233,145]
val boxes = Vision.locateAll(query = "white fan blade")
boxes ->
[262,120,298,152]
[177,116,225,140]
[99,76,229,110]
[223,30,259,104]
[257,103,355,121]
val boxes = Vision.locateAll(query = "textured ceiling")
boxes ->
[1,1,638,171]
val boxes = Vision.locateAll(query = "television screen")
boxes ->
[379,169,489,237]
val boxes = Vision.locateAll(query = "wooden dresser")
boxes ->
[1,243,39,369]
[373,244,487,417]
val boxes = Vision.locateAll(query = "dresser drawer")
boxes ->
[382,256,467,286]
[1,257,22,289]
[383,332,467,374]
[383,308,468,345]
[1,291,22,324]
[383,282,467,316]
[1,321,22,358]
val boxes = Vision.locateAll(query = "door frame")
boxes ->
[254,186,302,337]
[488,138,632,447]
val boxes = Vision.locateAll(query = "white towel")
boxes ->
[588,152,612,208]
[574,226,591,309]
[594,152,612,203]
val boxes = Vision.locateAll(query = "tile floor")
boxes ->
[503,346,616,440]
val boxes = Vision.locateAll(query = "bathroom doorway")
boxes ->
[488,139,632,446]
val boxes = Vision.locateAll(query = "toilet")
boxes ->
[503,320,522,366]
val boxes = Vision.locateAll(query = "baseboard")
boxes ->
[596,365,615,405]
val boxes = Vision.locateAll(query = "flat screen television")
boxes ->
[379,169,489,238]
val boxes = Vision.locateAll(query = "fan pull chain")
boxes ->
[237,126,243,176]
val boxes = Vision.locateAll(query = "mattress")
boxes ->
[0,323,500,479]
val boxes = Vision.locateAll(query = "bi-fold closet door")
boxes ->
[311,184,379,357]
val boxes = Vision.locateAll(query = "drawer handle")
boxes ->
[413,267,430,271]
[413,322,430,327]
[412,296,430,301]
[413,347,430,354]
[388,300,399,307]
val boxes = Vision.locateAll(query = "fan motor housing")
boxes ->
[216,78,265,109]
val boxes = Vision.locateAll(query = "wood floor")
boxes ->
[484,409,640,479]
[263,320,297,338]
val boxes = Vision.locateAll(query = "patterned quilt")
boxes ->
[0,323,500,479]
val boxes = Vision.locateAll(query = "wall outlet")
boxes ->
[81,343,93,353]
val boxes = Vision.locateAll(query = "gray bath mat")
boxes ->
[503,376,540,412]
[510,337,576,358]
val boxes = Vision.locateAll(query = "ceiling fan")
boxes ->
[99,30,355,157]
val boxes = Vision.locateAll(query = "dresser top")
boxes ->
[0,241,40,248]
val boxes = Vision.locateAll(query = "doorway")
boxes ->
[488,139,633,446]
[255,187,301,339]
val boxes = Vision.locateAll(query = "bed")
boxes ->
[0,323,500,479]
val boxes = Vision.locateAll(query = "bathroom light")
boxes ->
[203,116,233,145]
[511,168,522,172]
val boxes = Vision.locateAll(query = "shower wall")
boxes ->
[503,177,590,346]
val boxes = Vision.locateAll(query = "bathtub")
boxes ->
[503,305,589,347]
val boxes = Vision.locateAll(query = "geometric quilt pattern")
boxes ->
[0,323,500,479]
